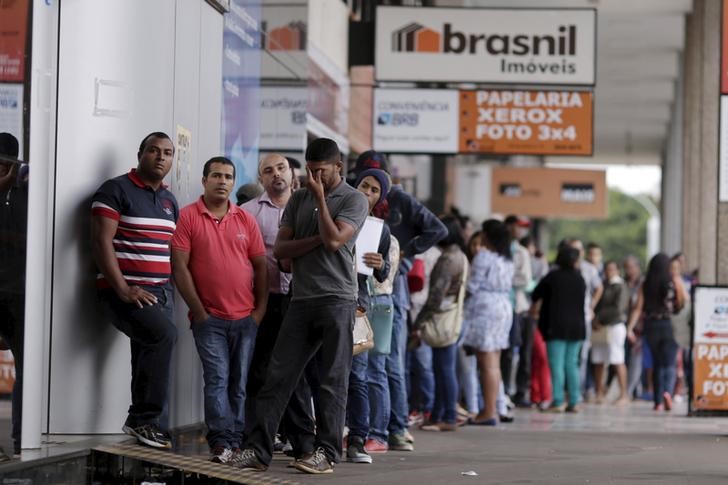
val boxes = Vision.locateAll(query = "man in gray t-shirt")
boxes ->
[237,138,368,475]
[281,175,368,302]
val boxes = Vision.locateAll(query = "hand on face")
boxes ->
[307,166,325,200]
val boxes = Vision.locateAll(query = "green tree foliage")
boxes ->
[546,190,651,265]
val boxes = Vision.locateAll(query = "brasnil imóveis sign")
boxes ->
[375,7,596,85]
[459,90,593,156]
[691,286,728,412]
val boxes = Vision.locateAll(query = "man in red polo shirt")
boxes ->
[171,157,268,464]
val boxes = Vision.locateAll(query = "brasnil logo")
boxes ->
[391,22,579,75]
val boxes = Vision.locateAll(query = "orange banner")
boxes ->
[491,167,606,219]
[693,343,728,411]
[459,90,593,156]
[0,0,29,82]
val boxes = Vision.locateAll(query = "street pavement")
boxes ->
[273,400,728,484]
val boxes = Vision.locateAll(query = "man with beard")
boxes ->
[242,153,316,459]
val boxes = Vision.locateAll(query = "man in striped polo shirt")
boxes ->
[91,132,178,449]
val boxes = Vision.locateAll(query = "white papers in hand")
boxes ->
[356,216,384,276]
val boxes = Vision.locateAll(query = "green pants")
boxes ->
[546,340,582,407]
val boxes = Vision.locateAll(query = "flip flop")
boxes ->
[467,418,497,426]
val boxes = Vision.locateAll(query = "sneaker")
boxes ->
[499,414,515,423]
[408,411,427,427]
[364,438,388,454]
[388,432,414,451]
[122,424,172,449]
[403,429,415,444]
[273,435,286,453]
[294,447,334,474]
[565,404,580,414]
[346,437,373,464]
[229,448,268,471]
[210,447,233,463]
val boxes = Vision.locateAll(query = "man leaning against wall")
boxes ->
[91,132,179,449]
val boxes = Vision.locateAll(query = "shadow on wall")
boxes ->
[66,149,124,431]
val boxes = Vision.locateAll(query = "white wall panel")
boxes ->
[49,0,226,433]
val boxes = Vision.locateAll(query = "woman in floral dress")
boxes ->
[462,219,514,425]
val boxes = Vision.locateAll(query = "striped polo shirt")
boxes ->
[91,169,178,289]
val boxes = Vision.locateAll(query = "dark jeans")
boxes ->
[644,318,678,406]
[99,284,177,428]
[431,343,458,424]
[192,315,257,449]
[0,293,23,453]
[407,341,434,413]
[347,351,369,439]
[514,313,535,401]
[246,297,355,465]
[245,294,315,456]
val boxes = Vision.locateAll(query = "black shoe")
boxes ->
[499,414,515,423]
[346,437,372,464]
[122,424,172,449]
[294,447,334,474]
[229,448,268,471]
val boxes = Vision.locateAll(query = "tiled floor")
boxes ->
[2,399,728,484]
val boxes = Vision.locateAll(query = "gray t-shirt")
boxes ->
[281,179,369,302]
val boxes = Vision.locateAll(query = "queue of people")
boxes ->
[89,134,697,475]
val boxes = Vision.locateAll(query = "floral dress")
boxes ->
[462,249,514,352]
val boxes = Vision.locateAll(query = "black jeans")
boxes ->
[246,297,355,465]
[514,313,535,401]
[99,284,177,428]
[0,293,24,453]
[245,293,315,456]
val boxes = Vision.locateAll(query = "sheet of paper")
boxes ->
[356,216,384,276]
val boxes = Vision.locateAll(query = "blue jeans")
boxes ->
[457,347,479,414]
[644,318,678,406]
[431,344,458,424]
[367,295,392,443]
[347,352,370,440]
[387,276,409,435]
[407,342,435,413]
[367,350,389,442]
[192,314,258,449]
[547,340,582,407]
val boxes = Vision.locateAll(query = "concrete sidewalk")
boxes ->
[271,401,728,484]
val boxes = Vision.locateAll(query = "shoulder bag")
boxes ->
[421,255,469,348]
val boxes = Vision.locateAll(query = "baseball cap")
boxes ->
[354,150,389,175]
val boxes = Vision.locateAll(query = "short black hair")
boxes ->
[138,132,173,154]
[286,156,302,169]
[203,156,236,178]
[438,214,465,249]
[482,219,511,260]
[556,246,580,269]
[504,214,519,226]
[305,138,341,164]
[0,132,19,158]
[586,242,601,251]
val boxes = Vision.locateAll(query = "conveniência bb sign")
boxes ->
[375,6,596,85]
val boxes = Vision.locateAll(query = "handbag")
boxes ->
[369,301,394,354]
[420,255,469,348]
[353,307,375,356]
[407,258,426,292]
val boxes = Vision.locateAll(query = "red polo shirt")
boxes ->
[172,197,265,320]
